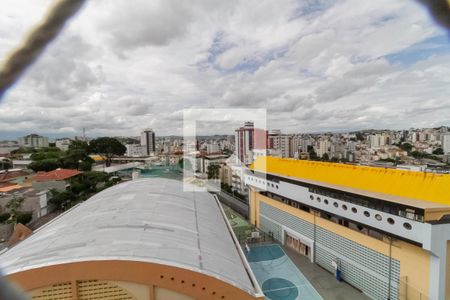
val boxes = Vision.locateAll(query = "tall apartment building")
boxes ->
[246,156,450,300]
[268,130,291,158]
[235,122,267,165]
[18,134,49,148]
[316,140,330,158]
[441,133,450,154]
[140,128,156,156]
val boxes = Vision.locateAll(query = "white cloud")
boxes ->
[0,0,448,138]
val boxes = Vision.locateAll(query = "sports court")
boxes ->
[246,244,323,300]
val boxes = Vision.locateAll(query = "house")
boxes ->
[32,169,82,191]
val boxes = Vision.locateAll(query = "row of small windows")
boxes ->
[248,177,279,189]
[310,195,412,230]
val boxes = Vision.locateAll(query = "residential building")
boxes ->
[55,138,72,151]
[235,122,267,165]
[316,140,330,158]
[32,169,82,191]
[125,143,145,157]
[140,129,156,156]
[18,134,49,148]
[0,179,264,300]
[200,154,228,174]
[442,133,450,154]
[268,130,291,158]
[206,142,220,154]
[246,156,450,300]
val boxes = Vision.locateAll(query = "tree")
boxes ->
[62,141,94,170]
[322,153,330,161]
[207,164,220,179]
[49,189,75,210]
[355,132,365,141]
[307,145,318,160]
[89,137,126,167]
[16,212,33,225]
[433,148,444,155]
[5,195,25,223]
[28,159,60,172]
[398,143,413,153]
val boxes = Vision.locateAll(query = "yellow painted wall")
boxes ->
[251,156,450,206]
[252,191,431,297]
[155,287,195,300]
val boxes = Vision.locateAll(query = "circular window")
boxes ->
[387,218,395,225]
[364,211,370,217]
[316,197,321,203]
[342,204,347,210]
[324,199,329,205]
[351,207,357,213]
[276,185,279,189]
[309,195,314,200]
[375,214,382,221]
[403,223,412,230]
[333,202,339,208]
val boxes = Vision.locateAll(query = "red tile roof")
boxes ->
[34,169,82,182]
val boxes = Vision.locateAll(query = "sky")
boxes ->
[0,0,449,139]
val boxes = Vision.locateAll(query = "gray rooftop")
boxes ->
[0,178,259,295]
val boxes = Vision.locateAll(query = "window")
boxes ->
[375,214,382,221]
[351,207,357,213]
[403,222,412,230]
[309,195,314,200]
[333,202,338,208]
[324,199,329,205]
[316,197,321,203]
[363,211,370,217]
[342,204,347,210]
[387,218,395,225]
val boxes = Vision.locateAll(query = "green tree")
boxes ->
[62,141,94,170]
[49,189,75,210]
[433,148,444,155]
[16,212,33,225]
[355,132,365,141]
[322,153,330,161]
[207,164,220,179]
[0,213,11,223]
[5,195,25,223]
[307,145,318,160]
[28,159,60,172]
[89,137,126,167]
[398,143,413,153]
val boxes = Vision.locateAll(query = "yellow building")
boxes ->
[247,156,450,300]
[0,178,264,300]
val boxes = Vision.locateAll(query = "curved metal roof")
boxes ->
[0,178,260,296]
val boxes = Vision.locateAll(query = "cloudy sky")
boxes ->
[0,0,449,139]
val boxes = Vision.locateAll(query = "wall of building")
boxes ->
[9,260,263,300]
[251,191,431,300]
[32,180,66,192]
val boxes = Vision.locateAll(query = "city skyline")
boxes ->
[0,123,450,141]
[0,0,450,137]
